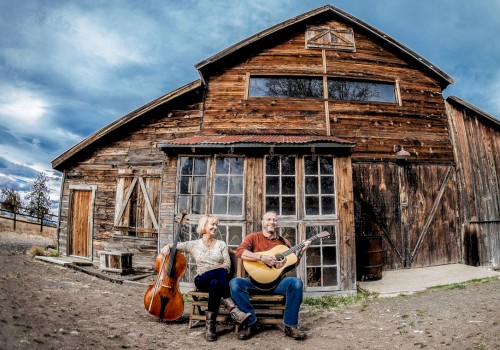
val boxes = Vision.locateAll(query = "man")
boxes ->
[229,211,310,340]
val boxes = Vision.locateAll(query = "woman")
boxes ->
[161,215,250,341]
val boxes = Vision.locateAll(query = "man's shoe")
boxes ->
[284,326,307,340]
[237,323,256,340]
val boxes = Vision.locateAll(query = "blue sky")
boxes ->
[1,0,499,206]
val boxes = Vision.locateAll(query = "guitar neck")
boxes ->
[281,234,322,257]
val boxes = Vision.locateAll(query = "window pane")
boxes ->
[192,196,205,214]
[266,197,279,213]
[323,246,337,265]
[266,176,280,194]
[266,156,280,175]
[304,156,318,175]
[229,176,243,194]
[321,176,334,194]
[231,158,244,174]
[305,197,320,215]
[228,226,243,248]
[217,225,227,242]
[319,157,334,175]
[305,177,318,194]
[213,196,227,214]
[280,227,297,246]
[194,158,208,175]
[306,267,321,287]
[228,196,242,215]
[281,156,295,175]
[179,176,190,194]
[281,176,295,195]
[306,247,322,265]
[249,76,323,98]
[323,267,338,286]
[192,176,206,194]
[216,158,229,174]
[215,176,228,194]
[322,196,335,214]
[180,157,193,175]
[178,195,189,212]
[328,79,395,103]
[281,197,295,215]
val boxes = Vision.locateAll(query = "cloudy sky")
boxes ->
[1,0,499,207]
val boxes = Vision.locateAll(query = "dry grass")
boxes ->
[0,215,56,238]
[27,245,59,257]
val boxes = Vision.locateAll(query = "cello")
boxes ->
[144,210,188,322]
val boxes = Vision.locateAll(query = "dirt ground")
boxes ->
[1,230,499,350]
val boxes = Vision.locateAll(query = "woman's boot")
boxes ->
[204,311,217,341]
[222,298,251,324]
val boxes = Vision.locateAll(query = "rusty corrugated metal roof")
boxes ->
[162,134,354,146]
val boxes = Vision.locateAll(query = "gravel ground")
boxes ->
[1,229,499,350]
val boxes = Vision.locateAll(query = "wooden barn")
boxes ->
[52,4,499,295]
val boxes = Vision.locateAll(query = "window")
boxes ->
[176,155,245,284]
[114,171,160,237]
[177,156,208,214]
[304,156,336,216]
[249,76,323,98]
[328,78,396,103]
[213,157,244,216]
[248,76,397,104]
[265,156,296,215]
[305,225,338,289]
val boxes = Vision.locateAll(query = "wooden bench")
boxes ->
[187,290,285,329]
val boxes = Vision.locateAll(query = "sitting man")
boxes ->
[229,211,310,340]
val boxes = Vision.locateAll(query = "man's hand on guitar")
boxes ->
[261,254,287,269]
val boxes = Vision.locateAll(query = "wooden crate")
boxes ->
[98,250,134,274]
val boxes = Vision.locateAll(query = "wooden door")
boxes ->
[69,190,92,257]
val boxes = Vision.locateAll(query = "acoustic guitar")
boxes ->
[243,231,330,290]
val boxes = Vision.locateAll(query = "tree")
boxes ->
[0,188,23,213]
[25,172,51,221]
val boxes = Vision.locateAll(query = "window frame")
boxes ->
[246,74,400,105]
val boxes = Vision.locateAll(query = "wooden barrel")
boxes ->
[356,236,383,281]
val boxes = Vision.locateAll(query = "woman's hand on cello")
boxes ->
[161,244,172,255]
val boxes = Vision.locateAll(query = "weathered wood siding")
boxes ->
[446,100,500,266]
[58,93,203,268]
[202,19,452,163]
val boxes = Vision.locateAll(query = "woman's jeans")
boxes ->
[195,268,230,313]
[229,277,303,327]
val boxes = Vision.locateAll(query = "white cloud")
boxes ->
[0,87,48,125]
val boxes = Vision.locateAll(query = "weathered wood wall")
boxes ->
[202,19,452,163]
[58,92,203,268]
[446,99,500,267]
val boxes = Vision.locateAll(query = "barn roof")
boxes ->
[158,134,355,154]
[52,80,202,170]
[195,4,454,87]
[446,96,500,128]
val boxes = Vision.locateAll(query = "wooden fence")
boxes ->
[0,205,57,233]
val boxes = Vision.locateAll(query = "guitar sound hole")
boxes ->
[275,254,285,261]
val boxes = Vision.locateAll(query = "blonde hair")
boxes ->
[196,215,219,235]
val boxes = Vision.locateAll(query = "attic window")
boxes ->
[306,26,355,51]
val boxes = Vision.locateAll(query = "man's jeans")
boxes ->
[229,277,303,327]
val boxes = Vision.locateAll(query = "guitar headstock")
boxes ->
[317,231,330,239]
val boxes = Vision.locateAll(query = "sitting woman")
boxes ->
[161,214,250,341]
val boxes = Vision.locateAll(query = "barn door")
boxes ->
[354,163,460,270]
[69,188,95,258]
